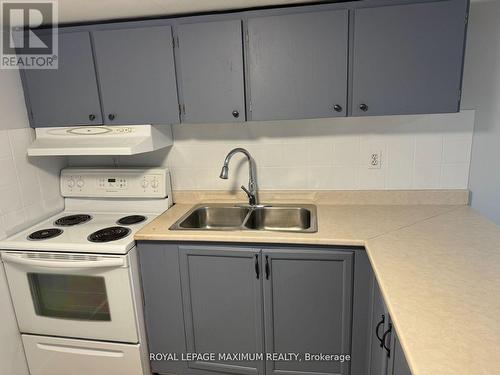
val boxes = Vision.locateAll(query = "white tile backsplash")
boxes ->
[0,128,66,239]
[69,111,475,191]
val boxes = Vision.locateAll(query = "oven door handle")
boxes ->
[2,254,124,269]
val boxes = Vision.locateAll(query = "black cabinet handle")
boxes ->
[255,254,260,279]
[381,323,392,357]
[265,255,270,280]
[88,114,96,121]
[375,314,385,344]
[333,104,342,112]
[108,113,116,121]
[232,110,240,118]
[359,104,368,112]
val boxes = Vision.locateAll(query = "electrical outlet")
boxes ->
[369,151,382,169]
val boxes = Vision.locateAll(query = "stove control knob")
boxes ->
[67,178,75,188]
[141,180,149,188]
[76,179,85,188]
[151,180,159,189]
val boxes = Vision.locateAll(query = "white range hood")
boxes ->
[27,125,173,156]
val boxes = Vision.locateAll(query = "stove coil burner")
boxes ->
[117,215,147,226]
[28,228,63,241]
[88,226,131,243]
[55,214,92,227]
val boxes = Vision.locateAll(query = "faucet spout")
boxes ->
[219,148,258,206]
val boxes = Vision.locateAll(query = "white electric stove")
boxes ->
[1,168,172,254]
[0,168,173,375]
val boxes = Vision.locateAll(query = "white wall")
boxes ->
[70,111,475,192]
[0,69,66,375]
[461,0,500,224]
[0,70,66,239]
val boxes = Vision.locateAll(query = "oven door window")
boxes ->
[27,273,111,321]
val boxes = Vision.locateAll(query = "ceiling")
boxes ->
[54,0,325,25]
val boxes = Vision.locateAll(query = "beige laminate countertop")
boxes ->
[135,193,500,375]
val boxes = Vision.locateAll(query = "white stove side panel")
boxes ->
[0,263,30,375]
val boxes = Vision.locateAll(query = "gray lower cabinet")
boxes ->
[92,26,180,124]
[351,0,468,117]
[247,9,349,121]
[176,20,246,123]
[22,31,102,127]
[138,243,370,375]
[368,277,412,375]
[386,332,412,375]
[262,249,353,375]
[178,246,265,375]
[368,280,390,375]
[138,243,187,375]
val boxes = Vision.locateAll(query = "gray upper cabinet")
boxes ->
[179,246,265,375]
[21,0,470,128]
[23,32,102,127]
[92,26,179,124]
[351,0,468,117]
[262,249,353,375]
[247,9,349,121]
[176,20,246,123]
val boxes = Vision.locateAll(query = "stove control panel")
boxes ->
[61,168,171,198]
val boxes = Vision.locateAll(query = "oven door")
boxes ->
[1,251,138,343]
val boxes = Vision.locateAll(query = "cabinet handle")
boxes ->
[380,323,392,357]
[232,110,240,118]
[88,114,96,121]
[255,254,260,279]
[108,113,116,121]
[375,314,385,344]
[333,104,342,112]
[359,104,368,112]
[265,255,270,280]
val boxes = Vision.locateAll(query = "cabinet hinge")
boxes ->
[458,89,462,102]
[176,36,180,48]
[248,100,252,112]
[465,14,469,25]
[245,29,249,44]
[182,104,186,115]
[178,104,182,116]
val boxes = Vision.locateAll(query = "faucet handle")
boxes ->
[241,185,251,197]
[241,185,257,205]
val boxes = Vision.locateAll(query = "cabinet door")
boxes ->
[23,32,102,127]
[138,243,187,375]
[179,246,264,375]
[351,0,468,116]
[368,280,390,375]
[176,20,245,123]
[247,10,349,121]
[387,331,412,375]
[92,26,179,125]
[262,249,353,375]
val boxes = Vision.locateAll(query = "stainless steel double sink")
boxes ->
[170,204,317,233]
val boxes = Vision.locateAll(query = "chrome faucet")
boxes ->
[219,148,258,206]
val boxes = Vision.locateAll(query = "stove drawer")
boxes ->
[22,334,148,375]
